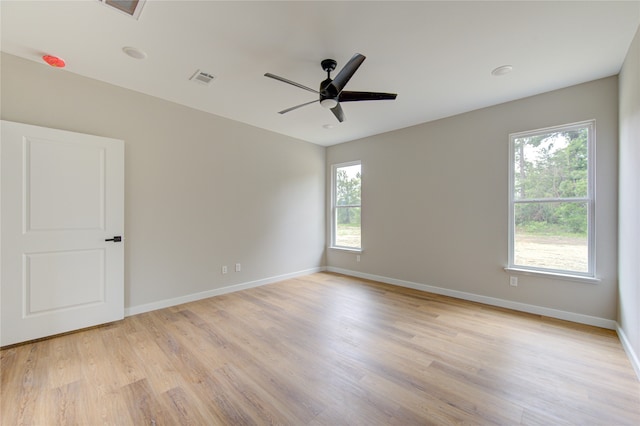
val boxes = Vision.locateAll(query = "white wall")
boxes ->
[0,53,326,310]
[618,26,640,376]
[327,77,619,323]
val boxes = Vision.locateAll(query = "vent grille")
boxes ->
[97,0,145,19]
[190,70,216,86]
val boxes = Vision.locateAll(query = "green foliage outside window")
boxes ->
[336,168,361,226]
[513,128,588,236]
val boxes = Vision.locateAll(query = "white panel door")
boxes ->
[1,120,124,346]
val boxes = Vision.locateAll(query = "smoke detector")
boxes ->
[189,70,216,86]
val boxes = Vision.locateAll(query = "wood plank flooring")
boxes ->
[2,272,639,425]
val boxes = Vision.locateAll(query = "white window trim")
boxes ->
[330,160,362,251]
[507,120,596,280]
[504,267,600,284]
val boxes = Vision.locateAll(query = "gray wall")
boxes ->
[327,77,619,322]
[619,26,640,373]
[1,53,326,310]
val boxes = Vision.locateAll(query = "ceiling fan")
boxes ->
[264,53,397,123]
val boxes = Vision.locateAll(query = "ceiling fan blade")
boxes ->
[278,99,319,114]
[264,73,319,94]
[339,91,397,102]
[330,53,366,94]
[330,103,345,122]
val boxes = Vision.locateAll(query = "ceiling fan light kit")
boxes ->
[320,98,338,109]
[265,53,397,123]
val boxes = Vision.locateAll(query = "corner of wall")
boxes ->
[617,322,640,381]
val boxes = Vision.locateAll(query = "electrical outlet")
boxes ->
[222,265,228,274]
[356,255,361,262]
[235,263,241,272]
[509,276,518,287]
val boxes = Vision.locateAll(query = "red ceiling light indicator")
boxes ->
[42,55,66,68]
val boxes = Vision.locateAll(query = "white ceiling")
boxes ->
[2,1,639,146]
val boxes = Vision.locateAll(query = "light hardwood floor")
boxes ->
[2,272,639,425]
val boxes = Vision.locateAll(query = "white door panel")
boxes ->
[1,120,124,346]
[27,138,106,231]
[26,249,105,314]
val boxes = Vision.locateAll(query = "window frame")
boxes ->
[507,120,596,281]
[330,160,362,252]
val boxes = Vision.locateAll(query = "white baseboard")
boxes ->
[124,267,325,317]
[326,267,617,330]
[617,323,640,381]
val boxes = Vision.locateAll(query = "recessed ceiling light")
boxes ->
[491,65,513,76]
[122,46,147,60]
[322,124,335,129]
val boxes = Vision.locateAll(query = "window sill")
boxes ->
[329,246,362,253]
[504,267,600,284]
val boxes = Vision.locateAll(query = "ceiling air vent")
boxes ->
[190,70,216,86]
[97,0,146,20]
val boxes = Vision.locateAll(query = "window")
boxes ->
[508,120,595,278]
[332,161,361,250]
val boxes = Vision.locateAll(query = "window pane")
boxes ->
[334,163,361,249]
[335,207,361,248]
[336,165,361,206]
[514,202,588,273]
[513,127,588,200]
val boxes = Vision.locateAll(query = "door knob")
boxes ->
[105,236,122,242]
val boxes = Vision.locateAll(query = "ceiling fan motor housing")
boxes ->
[320,77,339,104]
